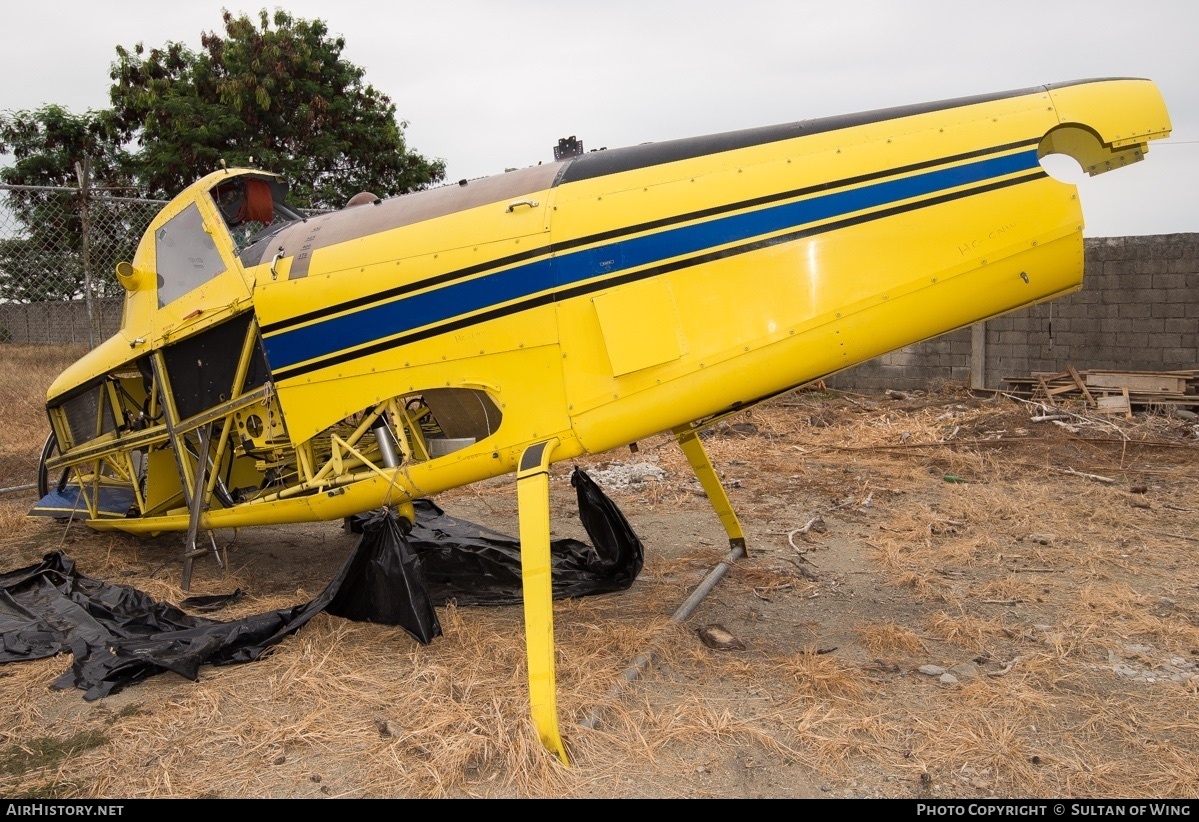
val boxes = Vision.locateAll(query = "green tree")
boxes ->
[109,8,445,208]
[0,105,127,190]
[0,106,134,301]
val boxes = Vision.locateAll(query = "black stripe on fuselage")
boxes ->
[262,138,1039,337]
[259,244,550,334]
[271,169,1046,382]
[550,138,1040,255]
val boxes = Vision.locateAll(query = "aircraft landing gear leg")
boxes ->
[673,425,748,556]
[181,423,215,592]
[516,438,569,765]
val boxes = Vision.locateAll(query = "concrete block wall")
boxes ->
[829,233,1199,391]
[0,297,123,346]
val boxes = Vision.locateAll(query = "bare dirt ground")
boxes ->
[2,385,1199,799]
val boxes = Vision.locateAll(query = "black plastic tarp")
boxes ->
[325,505,443,643]
[391,469,644,606]
[0,468,643,700]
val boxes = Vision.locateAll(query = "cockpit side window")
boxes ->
[210,176,302,263]
[155,203,228,308]
[213,177,276,228]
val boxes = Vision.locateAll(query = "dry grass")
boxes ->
[922,610,1014,651]
[3,386,1199,798]
[858,620,928,656]
[0,344,86,489]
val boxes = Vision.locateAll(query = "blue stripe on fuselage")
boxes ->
[266,258,556,371]
[264,149,1038,372]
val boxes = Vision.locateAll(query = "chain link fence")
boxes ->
[0,183,168,492]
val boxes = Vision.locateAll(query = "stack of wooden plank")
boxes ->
[1001,367,1199,415]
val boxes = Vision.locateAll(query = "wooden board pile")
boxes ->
[1001,366,1199,416]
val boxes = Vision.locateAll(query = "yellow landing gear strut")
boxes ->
[516,438,569,765]
[517,428,746,764]
[673,425,747,554]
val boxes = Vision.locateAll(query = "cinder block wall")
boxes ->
[828,233,1199,391]
[0,297,123,346]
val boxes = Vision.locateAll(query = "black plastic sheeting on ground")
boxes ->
[0,468,643,700]
[372,468,645,606]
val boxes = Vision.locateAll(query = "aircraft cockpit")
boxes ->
[209,174,304,265]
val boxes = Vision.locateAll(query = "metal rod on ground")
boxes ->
[580,542,746,730]
[0,483,36,495]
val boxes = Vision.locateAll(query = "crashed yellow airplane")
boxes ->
[35,78,1171,762]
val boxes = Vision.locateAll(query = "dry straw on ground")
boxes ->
[0,345,86,489]
[1,383,1198,798]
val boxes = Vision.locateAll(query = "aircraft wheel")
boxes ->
[37,431,69,498]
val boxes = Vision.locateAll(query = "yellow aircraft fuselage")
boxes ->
[44,78,1171,533]
[38,78,1172,762]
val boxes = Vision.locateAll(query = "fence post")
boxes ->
[970,321,987,389]
[75,158,98,349]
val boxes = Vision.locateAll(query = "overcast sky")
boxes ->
[2,0,1195,237]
